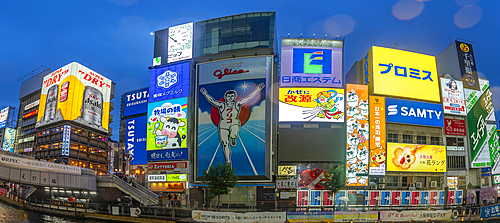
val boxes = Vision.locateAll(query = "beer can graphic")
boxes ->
[44,85,59,122]
[81,86,103,128]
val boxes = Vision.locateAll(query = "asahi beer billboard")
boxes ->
[36,62,113,133]
[440,77,466,116]
[197,56,272,179]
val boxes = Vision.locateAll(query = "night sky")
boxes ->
[0,0,498,140]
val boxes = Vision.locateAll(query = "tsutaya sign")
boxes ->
[386,98,443,127]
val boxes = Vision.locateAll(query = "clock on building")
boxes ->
[167,22,193,63]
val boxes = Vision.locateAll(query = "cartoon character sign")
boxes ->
[146,98,188,152]
[298,168,330,190]
[370,146,386,167]
[387,143,446,172]
[345,84,369,186]
[279,88,344,122]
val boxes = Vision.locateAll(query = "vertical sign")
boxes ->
[62,125,71,156]
[0,107,9,129]
[2,128,16,152]
[369,96,386,175]
[456,41,480,90]
[126,116,148,165]
[345,84,369,186]
[167,22,193,63]
[440,77,466,115]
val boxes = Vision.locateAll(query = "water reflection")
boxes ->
[0,202,108,223]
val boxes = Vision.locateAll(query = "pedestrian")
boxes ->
[167,194,172,208]
[174,194,179,207]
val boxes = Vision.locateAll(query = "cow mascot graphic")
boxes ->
[155,117,186,148]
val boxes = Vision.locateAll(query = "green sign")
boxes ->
[488,125,500,164]
[467,87,491,167]
[166,174,187,182]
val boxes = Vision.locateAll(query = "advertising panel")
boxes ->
[149,61,190,103]
[0,153,81,175]
[147,148,188,161]
[489,124,500,174]
[146,97,188,151]
[2,128,15,152]
[286,212,335,222]
[276,176,298,189]
[369,96,386,175]
[482,203,500,219]
[465,79,496,121]
[23,109,38,119]
[166,174,187,182]
[123,88,149,117]
[369,46,440,102]
[192,210,286,223]
[148,174,166,182]
[0,107,9,129]
[279,88,344,122]
[167,22,193,63]
[386,98,444,127]
[36,62,112,133]
[277,165,297,176]
[444,118,466,136]
[494,175,500,184]
[334,211,378,222]
[386,143,446,172]
[148,161,188,170]
[380,210,451,222]
[456,41,480,90]
[62,125,70,156]
[345,84,368,186]
[126,116,147,165]
[280,38,343,88]
[24,100,39,111]
[197,56,271,178]
[440,77,466,115]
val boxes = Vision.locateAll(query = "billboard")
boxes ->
[386,98,444,127]
[35,62,113,133]
[456,41,480,90]
[2,128,15,152]
[123,88,149,117]
[0,107,9,129]
[386,143,446,172]
[167,22,193,64]
[280,38,343,88]
[465,79,496,122]
[197,56,272,178]
[345,84,369,186]
[126,116,147,165]
[149,61,190,103]
[147,97,188,151]
[24,100,39,111]
[367,46,440,102]
[444,118,466,136]
[279,88,344,122]
[440,77,466,115]
[369,96,386,175]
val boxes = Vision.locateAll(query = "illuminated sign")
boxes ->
[149,61,190,103]
[123,88,149,117]
[23,109,38,119]
[386,98,443,127]
[148,161,188,170]
[126,116,147,165]
[280,38,343,88]
[0,107,9,129]
[36,62,113,133]
[167,22,193,63]
[197,56,272,179]
[368,46,440,102]
[153,57,161,66]
[444,118,466,136]
[147,148,188,161]
[386,143,446,172]
[166,174,187,182]
[278,166,297,176]
[440,77,466,115]
[62,125,70,156]
[465,79,496,122]
[148,174,166,182]
[447,176,458,189]
[494,175,500,184]
[2,128,15,152]
[456,41,480,90]
[345,84,368,186]
[369,96,386,175]
[147,97,188,152]
[279,88,344,122]
[24,100,40,111]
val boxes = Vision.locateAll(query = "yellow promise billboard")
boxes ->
[366,46,440,102]
[387,143,446,172]
[36,62,113,133]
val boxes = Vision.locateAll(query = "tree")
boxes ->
[323,164,346,209]
[201,162,238,210]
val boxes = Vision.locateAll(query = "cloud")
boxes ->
[249,100,266,121]
[198,108,213,125]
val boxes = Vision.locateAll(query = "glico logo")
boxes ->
[379,63,433,82]
[157,70,179,90]
[293,49,332,74]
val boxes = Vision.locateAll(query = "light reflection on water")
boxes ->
[0,202,108,223]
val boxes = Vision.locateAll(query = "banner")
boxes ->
[380,210,451,221]
[387,143,446,172]
[369,96,386,175]
[345,84,368,186]
[482,203,500,219]
[192,210,286,223]
[334,211,378,222]
[279,88,344,122]
[287,212,334,223]
[456,41,479,90]
[0,154,81,175]
[440,77,466,115]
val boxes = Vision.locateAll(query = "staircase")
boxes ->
[97,174,159,206]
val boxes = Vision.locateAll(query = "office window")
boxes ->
[402,134,413,143]
[417,135,426,144]
[448,156,466,169]
[388,133,398,142]
[431,136,441,145]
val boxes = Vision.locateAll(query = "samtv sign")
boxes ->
[36,62,113,133]
[386,98,443,127]
[365,46,440,102]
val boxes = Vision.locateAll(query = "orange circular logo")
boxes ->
[460,43,470,52]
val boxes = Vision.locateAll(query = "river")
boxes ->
[0,202,108,223]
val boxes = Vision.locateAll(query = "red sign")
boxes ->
[60,81,69,102]
[444,118,466,136]
[148,162,187,170]
[23,109,38,119]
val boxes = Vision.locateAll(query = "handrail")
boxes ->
[97,175,158,206]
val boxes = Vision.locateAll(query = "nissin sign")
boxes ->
[386,98,443,127]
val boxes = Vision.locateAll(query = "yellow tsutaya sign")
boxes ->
[368,46,440,102]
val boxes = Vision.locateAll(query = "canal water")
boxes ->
[0,202,109,223]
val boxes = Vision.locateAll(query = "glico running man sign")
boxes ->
[36,62,113,133]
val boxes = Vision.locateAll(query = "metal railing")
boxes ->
[96,175,158,206]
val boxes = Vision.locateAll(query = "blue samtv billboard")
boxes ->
[386,98,444,127]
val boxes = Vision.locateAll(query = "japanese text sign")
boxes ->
[386,98,443,127]
[440,77,466,115]
[386,143,446,172]
[444,118,466,136]
[369,96,386,175]
[279,88,344,122]
[149,61,190,103]
[456,41,480,90]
